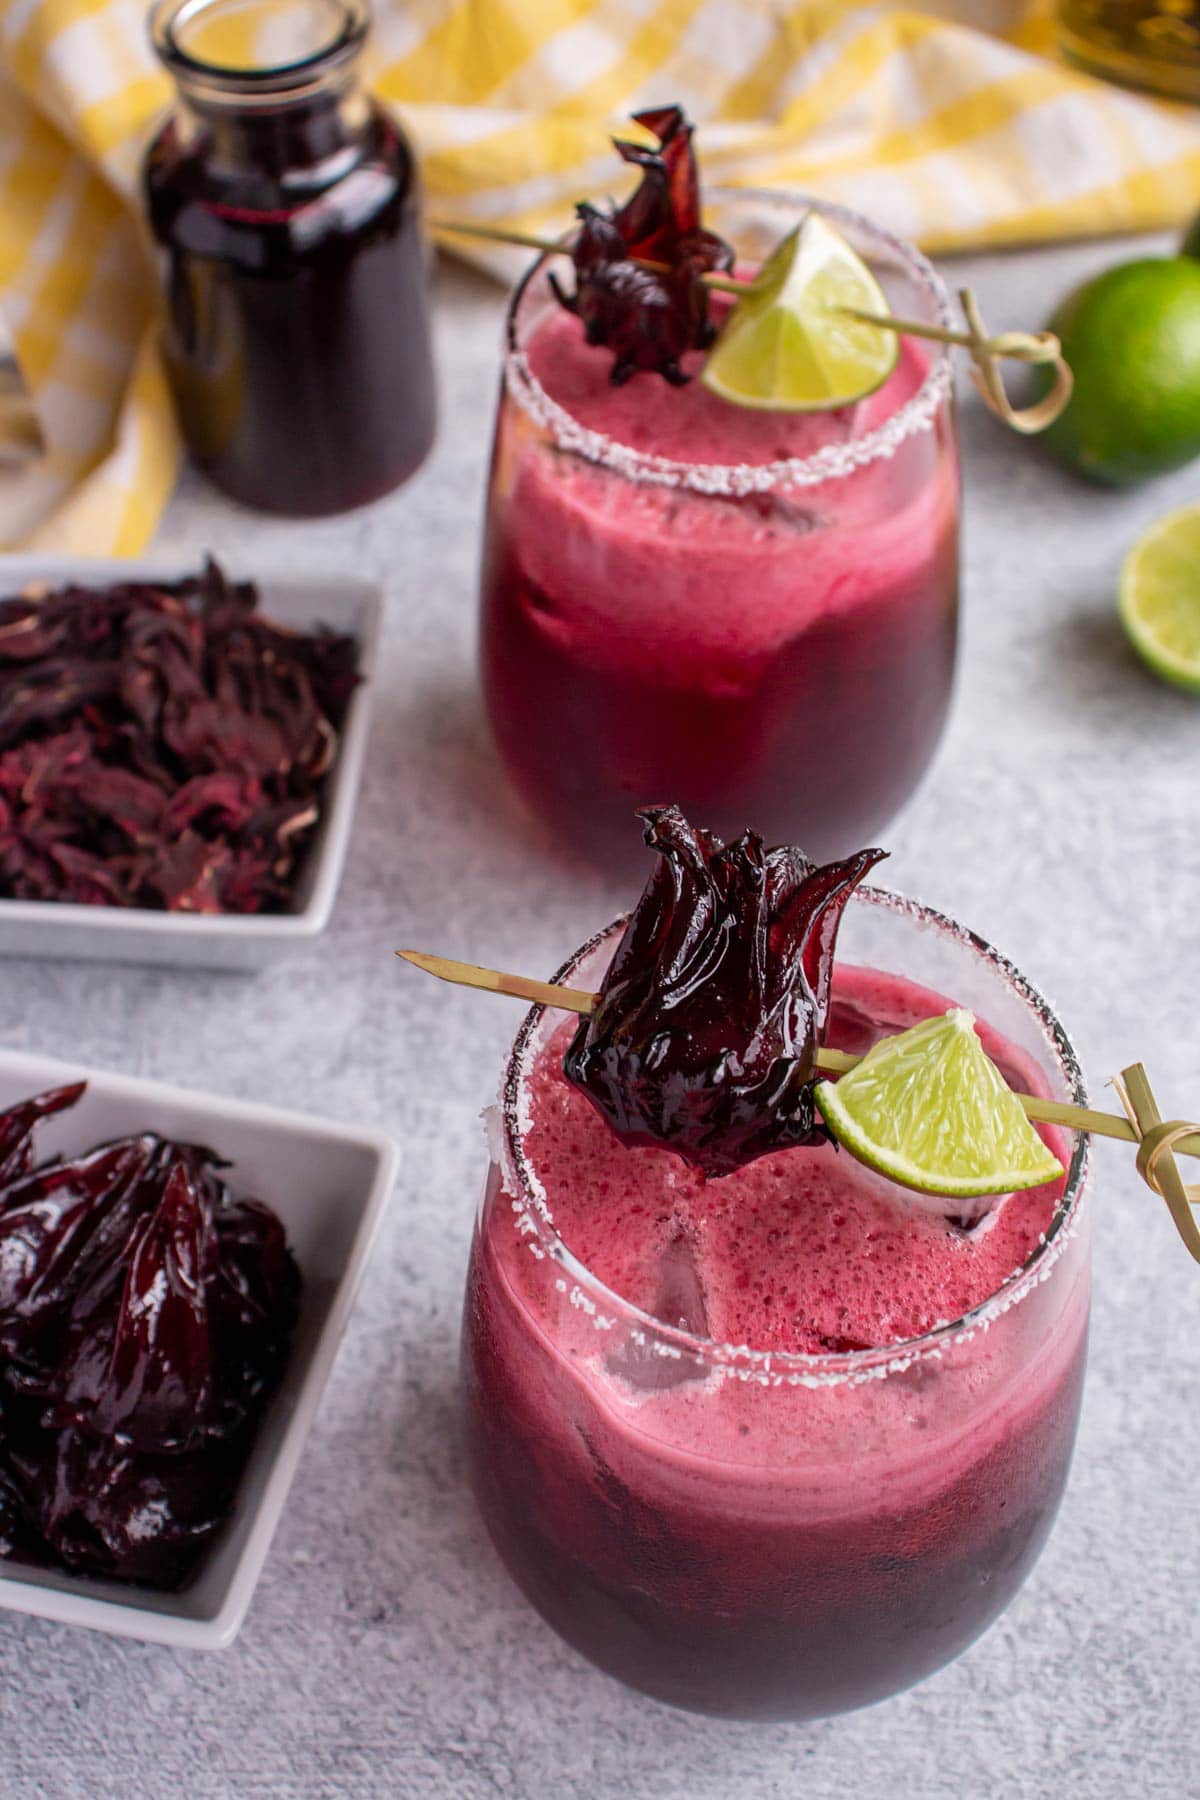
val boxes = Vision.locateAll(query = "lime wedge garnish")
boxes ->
[701,212,900,413]
[1119,501,1200,693]
[814,1010,1064,1201]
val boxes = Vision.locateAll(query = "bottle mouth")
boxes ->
[150,0,368,96]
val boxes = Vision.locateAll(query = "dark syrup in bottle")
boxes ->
[145,0,435,516]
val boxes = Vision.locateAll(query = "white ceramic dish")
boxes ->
[0,1048,398,1649]
[0,555,382,971]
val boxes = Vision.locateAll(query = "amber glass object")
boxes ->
[1057,0,1200,101]
[144,0,436,516]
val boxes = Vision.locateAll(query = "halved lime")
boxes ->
[814,1010,1064,1201]
[1119,501,1200,693]
[701,212,899,413]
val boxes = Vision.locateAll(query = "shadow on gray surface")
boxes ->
[373,671,624,891]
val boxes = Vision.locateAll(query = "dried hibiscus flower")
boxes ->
[550,104,734,385]
[564,806,886,1177]
[0,558,358,914]
[0,1084,299,1588]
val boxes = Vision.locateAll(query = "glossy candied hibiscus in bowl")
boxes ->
[0,1048,399,1648]
[0,1080,300,1590]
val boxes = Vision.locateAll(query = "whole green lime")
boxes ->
[1040,257,1200,487]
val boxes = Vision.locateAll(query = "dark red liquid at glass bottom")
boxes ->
[144,100,435,517]
[481,513,958,868]
[462,1225,1086,1722]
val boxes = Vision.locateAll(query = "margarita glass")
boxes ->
[480,193,959,869]
[462,889,1090,1719]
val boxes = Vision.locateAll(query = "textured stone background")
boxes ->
[0,234,1197,1798]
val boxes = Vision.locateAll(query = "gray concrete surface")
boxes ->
[0,232,1197,1798]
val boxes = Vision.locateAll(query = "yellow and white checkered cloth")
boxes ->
[1,0,1199,554]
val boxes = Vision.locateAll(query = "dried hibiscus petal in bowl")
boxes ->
[0,557,359,914]
[0,1083,299,1589]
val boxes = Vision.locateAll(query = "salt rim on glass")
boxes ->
[485,883,1090,1393]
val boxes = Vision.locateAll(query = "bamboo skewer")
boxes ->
[399,950,597,1018]
[395,950,1200,1164]
[428,217,1072,431]
[429,219,574,256]
[837,306,1059,364]
[1113,1066,1200,1261]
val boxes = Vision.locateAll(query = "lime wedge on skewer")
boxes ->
[814,1010,1064,1202]
[1119,501,1200,694]
[701,212,900,412]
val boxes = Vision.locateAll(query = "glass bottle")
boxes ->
[145,0,436,516]
[1056,0,1200,102]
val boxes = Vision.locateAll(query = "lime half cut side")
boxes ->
[701,212,900,413]
[1120,501,1200,694]
[814,1009,1064,1203]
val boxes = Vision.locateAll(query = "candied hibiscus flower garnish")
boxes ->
[551,104,734,386]
[564,806,886,1177]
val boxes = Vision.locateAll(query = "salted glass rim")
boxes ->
[150,0,368,89]
[497,883,1090,1385]
[501,187,957,496]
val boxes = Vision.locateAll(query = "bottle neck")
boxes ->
[173,68,370,177]
[151,0,373,177]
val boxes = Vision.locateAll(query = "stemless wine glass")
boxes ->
[462,889,1091,1721]
[480,192,960,870]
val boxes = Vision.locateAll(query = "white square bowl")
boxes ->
[0,1048,398,1649]
[0,555,383,971]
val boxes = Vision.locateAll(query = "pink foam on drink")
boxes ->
[508,307,952,672]
[521,964,1066,1354]
[526,302,929,471]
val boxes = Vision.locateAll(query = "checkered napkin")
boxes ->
[1,0,1198,554]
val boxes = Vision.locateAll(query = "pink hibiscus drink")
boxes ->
[462,866,1090,1720]
[481,185,959,867]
